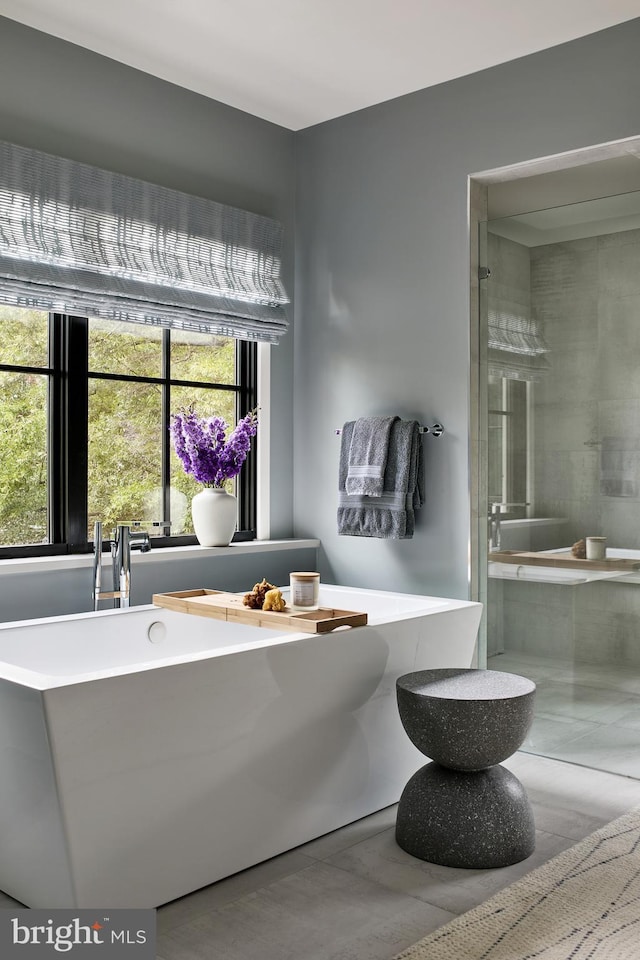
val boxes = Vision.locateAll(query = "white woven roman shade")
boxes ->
[0,140,289,342]
[487,306,550,381]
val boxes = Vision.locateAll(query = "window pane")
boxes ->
[488,411,505,507]
[88,379,163,538]
[88,318,163,378]
[171,331,235,384]
[487,377,529,518]
[0,372,48,545]
[0,306,49,367]
[488,375,505,505]
[487,375,503,413]
[170,386,238,534]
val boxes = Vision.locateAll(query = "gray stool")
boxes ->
[396,668,536,869]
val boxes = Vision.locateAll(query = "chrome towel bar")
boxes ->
[335,422,444,437]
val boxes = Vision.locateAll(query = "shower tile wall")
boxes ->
[489,227,640,668]
[532,228,640,545]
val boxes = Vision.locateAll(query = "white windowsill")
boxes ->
[0,539,320,577]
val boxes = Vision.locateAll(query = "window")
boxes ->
[488,375,530,520]
[0,307,257,557]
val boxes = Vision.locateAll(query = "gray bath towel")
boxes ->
[345,416,398,496]
[338,419,425,539]
[600,436,640,498]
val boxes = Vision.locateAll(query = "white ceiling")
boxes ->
[1,0,640,130]
[489,188,640,246]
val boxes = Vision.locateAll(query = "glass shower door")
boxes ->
[479,190,640,779]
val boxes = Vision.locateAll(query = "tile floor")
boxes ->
[489,650,640,778]
[2,752,640,959]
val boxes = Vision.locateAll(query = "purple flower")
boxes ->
[170,407,258,487]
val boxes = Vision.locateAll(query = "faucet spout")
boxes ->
[112,525,150,609]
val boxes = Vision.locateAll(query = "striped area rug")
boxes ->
[395,805,640,959]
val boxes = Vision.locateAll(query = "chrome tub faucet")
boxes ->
[92,521,167,610]
[488,502,530,552]
[489,503,503,552]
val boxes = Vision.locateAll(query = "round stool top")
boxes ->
[397,668,535,701]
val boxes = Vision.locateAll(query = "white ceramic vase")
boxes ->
[191,487,237,547]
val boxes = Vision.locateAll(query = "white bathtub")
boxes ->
[602,547,640,583]
[0,584,481,908]
[490,546,640,585]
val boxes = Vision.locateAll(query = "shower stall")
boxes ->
[478,188,640,780]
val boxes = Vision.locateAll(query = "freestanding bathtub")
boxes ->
[0,584,482,908]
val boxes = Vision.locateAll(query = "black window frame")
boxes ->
[0,312,257,559]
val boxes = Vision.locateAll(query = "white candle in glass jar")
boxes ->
[586,537,607,561]
[289,571,320,610]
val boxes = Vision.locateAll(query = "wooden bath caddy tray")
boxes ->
[151,589,368,633]
[489,550,640,571]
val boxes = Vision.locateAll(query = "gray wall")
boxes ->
[0,547,318,623]
[0,15,296,540]
[295,18,640,599]
[0,17,299,618]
